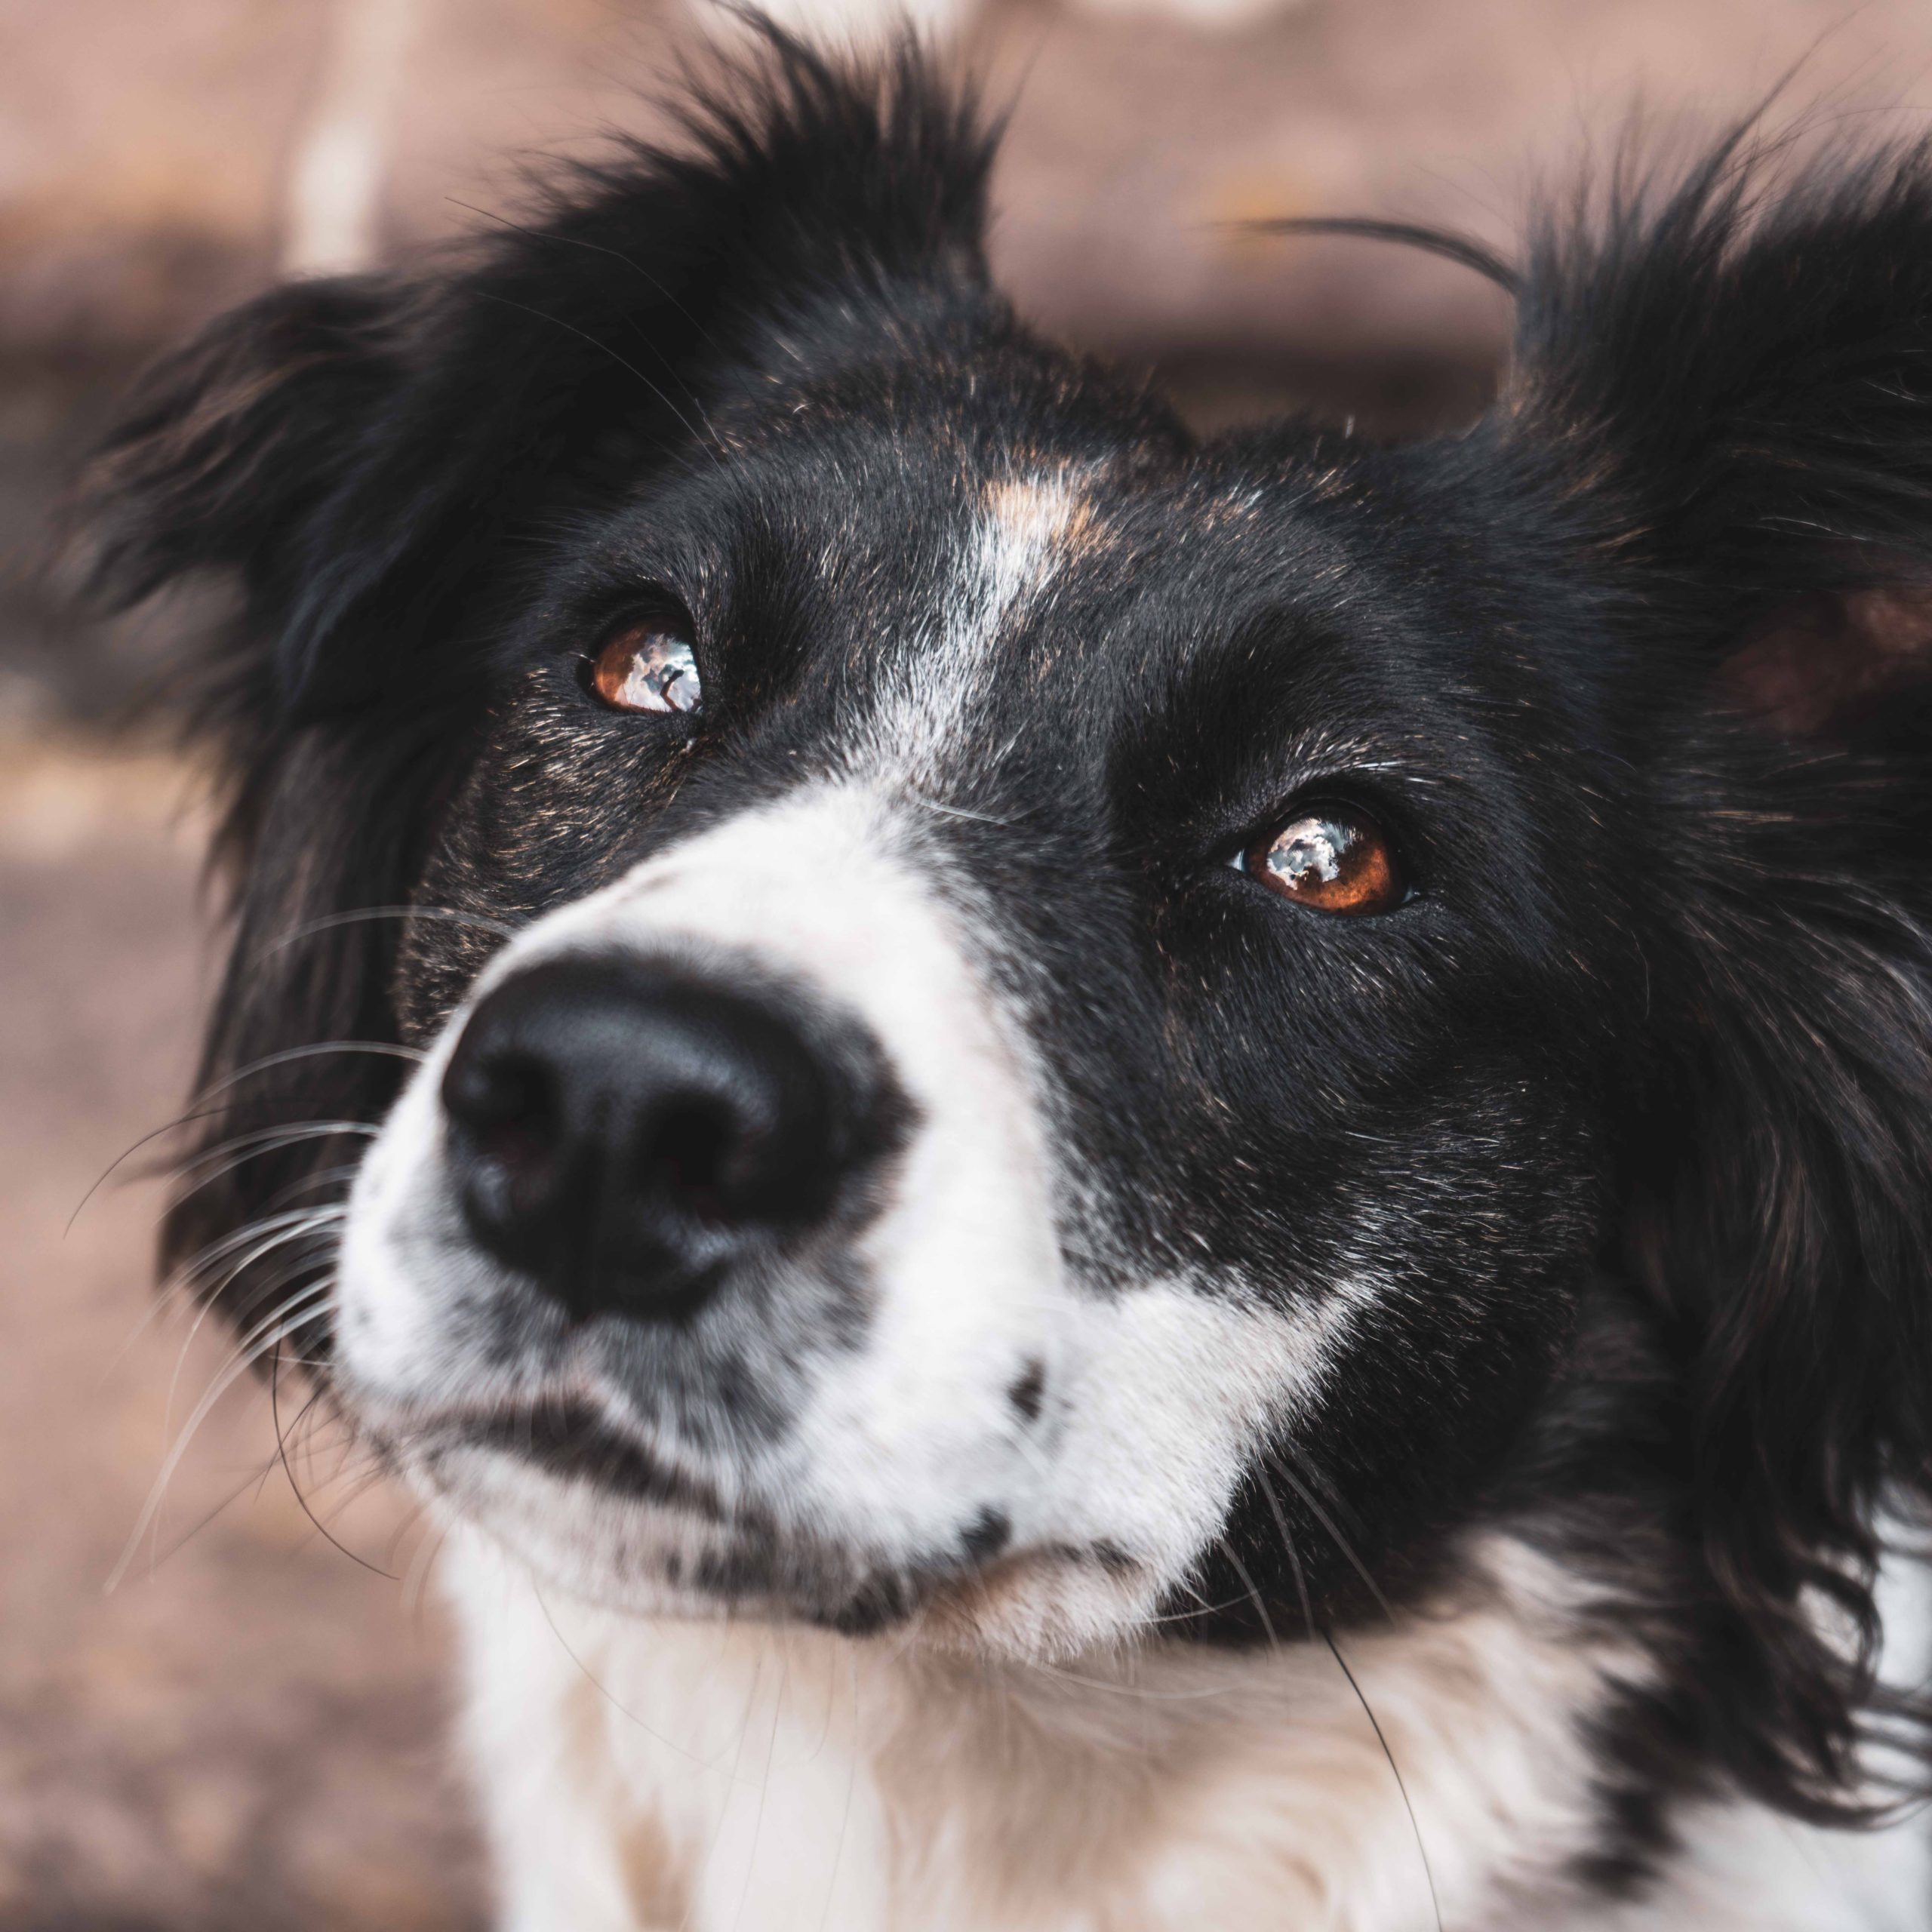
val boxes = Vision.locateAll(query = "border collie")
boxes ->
[82,26,1932,1930]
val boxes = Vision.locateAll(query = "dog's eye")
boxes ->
[589,620,703,716]
[1239,804,1405,915]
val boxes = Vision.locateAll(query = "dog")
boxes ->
[80,25,1932,1930]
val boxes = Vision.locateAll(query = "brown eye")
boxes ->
[589,620,703,715]
[1241,804,1405,915]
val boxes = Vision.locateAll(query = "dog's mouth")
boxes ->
[398,1395,1001,1632]
[454,1401,731,1518]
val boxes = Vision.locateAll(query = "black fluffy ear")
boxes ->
[87,23,995,722]
[1509,129,1932,1810]
[74,25,996,1351]
[85,276,408,643]
[76,270,463,1353]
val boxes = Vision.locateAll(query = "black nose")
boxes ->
[441,955,891,1321]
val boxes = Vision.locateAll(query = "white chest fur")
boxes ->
[441,1532,1930,1932]
[428,1529,1887,1931]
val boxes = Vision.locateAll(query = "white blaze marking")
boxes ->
[869,472,1088,789]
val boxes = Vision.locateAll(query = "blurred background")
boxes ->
[6,1,1932,1924]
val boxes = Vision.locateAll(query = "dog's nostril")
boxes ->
[639,1099,737,1222]
[447,1054,559,1170]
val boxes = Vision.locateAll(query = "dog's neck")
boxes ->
[444,1527,1920,1932]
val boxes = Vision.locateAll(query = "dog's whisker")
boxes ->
[69,1081,376,1234]
[268,1340,396,1580]
[902,787,1021,830]
[243,1163,370,1225]
[399,1515,451,1621]
[267,1377,357,1487]
[134,1442,307,1577]
[108,1282,340,1595]
[471,290,729,477]
[201,1039,428,1096]
[1321,1627,1444,1932]
[157,1259,335,1458]
[445,197,732,371]
[160,1211,343,1434]
[165,1204,345,1303]
[172,1118,379,1172]
[530,1580,724,1769]
[1136,1586,1277,1628]
[1253,1465,1317,1644]
[380,1491,432,1577]
[1236,1470,1440,1923]
[167,1121,377,1208]
[1262,1448,1393,1625]
[163,1251,337,1435]
[1020,1660,1239,1703]
[183,1274,337,1411]
[255,903,518,962]
[1217,1534,1280,1652]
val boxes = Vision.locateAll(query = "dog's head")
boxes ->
[86,32,1932,1816]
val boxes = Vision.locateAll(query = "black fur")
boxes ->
[78,25,1932,1894]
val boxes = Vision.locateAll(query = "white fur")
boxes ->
[1588,1801,1930,1932]
[863,472,1089,793]
[441,1529,1931,1931]
[1585,1552,1932,1932]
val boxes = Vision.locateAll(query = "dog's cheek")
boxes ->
[907,1269,1383,1659]
[394,676,697,1043]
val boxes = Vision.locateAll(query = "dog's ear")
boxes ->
[75,27,995,1346]
[88,28,994,724]
[1507,131,1932,1808]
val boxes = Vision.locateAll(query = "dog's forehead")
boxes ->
[824,448,1240,794]
[853,461,1120,786]
[703,398,1337,708]
[821,433,1406,793]
[937,463,1121,653]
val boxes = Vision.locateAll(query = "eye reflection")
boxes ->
[590,623,703,716]
[1241,804,1404,915]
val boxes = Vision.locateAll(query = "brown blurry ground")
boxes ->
[6,1,1932,1925]
[0,740,487,1930]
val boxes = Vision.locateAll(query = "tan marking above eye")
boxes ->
[1241,804,1404,915]
[589,621,703,715]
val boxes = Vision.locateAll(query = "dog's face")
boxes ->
[337,370,1611,1644]
[88,31,1932,1810]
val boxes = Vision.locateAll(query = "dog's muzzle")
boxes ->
[331,791,1140,1635]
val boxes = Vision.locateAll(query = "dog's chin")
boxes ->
[387,1411,1164,1660]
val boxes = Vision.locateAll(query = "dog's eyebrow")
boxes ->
[1241,216,1521,296]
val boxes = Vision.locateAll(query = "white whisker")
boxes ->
[162,1208,345,1438]
[108,1280,339,1594]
